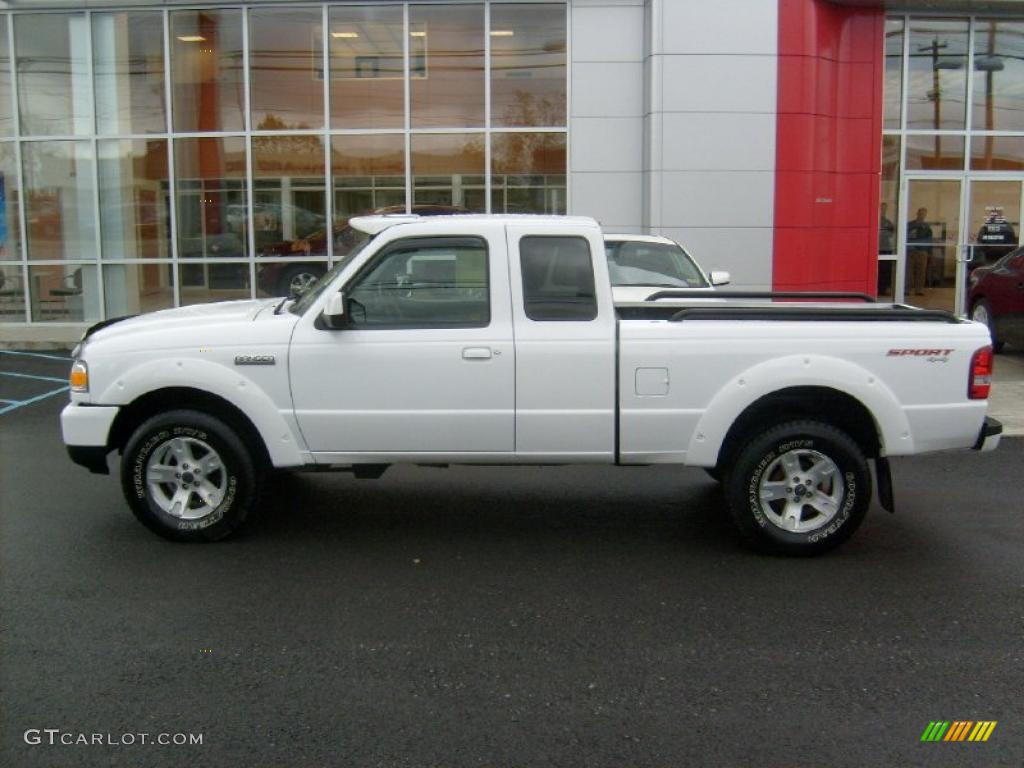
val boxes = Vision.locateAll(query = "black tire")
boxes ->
[120,410,260,542]
[277,263,325,297]
[723,420,871,556]
[970,299,1005,353]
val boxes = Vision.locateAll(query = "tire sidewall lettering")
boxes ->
[131,425,233,532]
[747,436,856,543]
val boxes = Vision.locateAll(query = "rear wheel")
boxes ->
[120,410,260,542]
[971,299,1005,353]
[723,420,871,555]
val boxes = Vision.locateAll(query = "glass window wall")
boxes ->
[490,4,566,128]
[93,12,166,135]
[15,13,91,136]
[171,9,245,133]
[0,2,567,323]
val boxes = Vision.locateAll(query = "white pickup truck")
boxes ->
[61,215,1002,554]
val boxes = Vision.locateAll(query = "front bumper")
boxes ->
[972,416,1003,452]
[61,403,119,474]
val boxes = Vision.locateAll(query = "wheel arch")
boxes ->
[97,357,306,468]
[713,386,883,474]
[686,354,912,467]
[108,387,272,470]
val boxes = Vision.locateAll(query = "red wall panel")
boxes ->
[773,0,884,293]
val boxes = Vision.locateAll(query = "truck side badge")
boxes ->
[234,355,276,366]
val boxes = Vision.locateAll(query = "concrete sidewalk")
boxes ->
[990,349,1024,436]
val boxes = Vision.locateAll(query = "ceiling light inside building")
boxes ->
[331,31,359,39]
[177,35,206,43]
[490,30,515,37]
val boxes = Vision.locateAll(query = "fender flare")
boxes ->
[686,354,913,466]
[98,357,305,467]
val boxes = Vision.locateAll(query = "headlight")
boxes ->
[69,360,89,392]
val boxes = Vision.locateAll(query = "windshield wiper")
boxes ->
[273,296,290,315]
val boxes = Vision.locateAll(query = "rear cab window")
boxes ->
[519,236,598,322]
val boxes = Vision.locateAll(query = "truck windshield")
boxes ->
[289,231,375,316]
[605,240,709,288]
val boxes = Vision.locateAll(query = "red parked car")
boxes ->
[257,205,467,297]
[968,246,1024,352]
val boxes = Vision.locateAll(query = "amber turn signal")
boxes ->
[69,360,89,392]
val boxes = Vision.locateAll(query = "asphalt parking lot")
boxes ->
[1,350,1022,767]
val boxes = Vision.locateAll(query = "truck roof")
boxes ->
[349,213,600,235]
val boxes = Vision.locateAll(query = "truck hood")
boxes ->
[83,299,278,346]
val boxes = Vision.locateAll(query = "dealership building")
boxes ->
[0,0,1022,343]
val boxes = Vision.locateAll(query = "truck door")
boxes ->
[288,233,515,456]
[506,225,617,460]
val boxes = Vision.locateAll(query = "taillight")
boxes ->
[968,346,993,399]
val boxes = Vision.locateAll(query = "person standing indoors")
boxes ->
[879,202,896,256]
[906,207,932,297]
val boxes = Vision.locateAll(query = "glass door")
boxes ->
[901,176,964,313]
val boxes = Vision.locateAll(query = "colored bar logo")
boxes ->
[921,721,997,742]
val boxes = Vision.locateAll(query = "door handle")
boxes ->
[462,347,492,360]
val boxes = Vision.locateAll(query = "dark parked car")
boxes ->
[969,246,1024,352]
[257,205,467,297]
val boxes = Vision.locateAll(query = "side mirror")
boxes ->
[709,270,731,286]
[322,292,347,329]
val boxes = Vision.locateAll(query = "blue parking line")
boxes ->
[0,398,16,404]
[0,386,69,415]
[0,350,70,362]
[0,371,69,384]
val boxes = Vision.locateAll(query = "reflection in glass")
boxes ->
[411,133,485,211]
[178,261,250,306]
[907,19,968,130]
[250,8,324,130]
[883,19,904,130]
[490,4,566,128]
[330,5,405,129]
[104,263,175,316]
[967,180,1020,267]
[170,9,244,133]
[98,139,171,260]
[29,263,99,322]
[491,132,566,213]
[905,134,964,171]
[22,141,97,261]
[0,263,26,320]
[0,142,22,260]
[15,13,91,136]
[410,4,485,129]
[0,17,12,137]
[972,21,1024,132]
[93,12,166,135]
[332,134,406,221]
[971,135,1024,172]
[256,259,329,299]
[174,137,248,259]
[879,135,899,256]
[252,135,326,256]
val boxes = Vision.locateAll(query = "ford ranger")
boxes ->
[61,215,1002,554]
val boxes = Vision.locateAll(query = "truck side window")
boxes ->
[346,236,490,328]
[519,236,598,321]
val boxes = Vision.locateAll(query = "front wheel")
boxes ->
[120,410,260,542]
[723,420,871,555]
